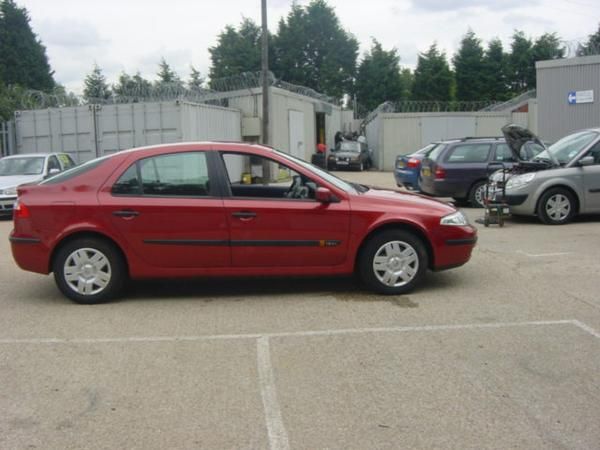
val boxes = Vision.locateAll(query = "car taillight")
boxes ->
[435,167,446,179]
[407,158,420,168]
[13,200,30,219]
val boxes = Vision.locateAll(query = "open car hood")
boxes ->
[501,124,545,161]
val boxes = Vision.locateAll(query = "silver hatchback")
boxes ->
[490,128,600,225]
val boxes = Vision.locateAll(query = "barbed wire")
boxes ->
[561,38,600,58]
[14,71,339,111]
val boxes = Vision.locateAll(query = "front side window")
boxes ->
[58,154,77,170]
[493,144,516,162]
[583,141,600,165]
[446,144,491,163]
[222,152,318,200]
[112,152,211,197]
[47,156,61,171]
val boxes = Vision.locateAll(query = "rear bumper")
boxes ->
[394,169,419,190]
[420,180,468,199]
[10,231,51,274]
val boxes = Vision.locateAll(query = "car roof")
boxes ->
[1,152,69,159]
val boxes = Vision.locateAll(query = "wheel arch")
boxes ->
[49,230,129,275]
[354,221,434,271]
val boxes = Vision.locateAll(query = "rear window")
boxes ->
[425,144,445,161]
[41,156,109,185]
[446,144,491,163]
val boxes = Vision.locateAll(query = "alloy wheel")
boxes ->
[372,240,419,287]
[63,248,112,296]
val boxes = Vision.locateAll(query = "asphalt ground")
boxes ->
[1,170,599,449]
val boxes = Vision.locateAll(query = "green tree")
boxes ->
[272,0,359,99]
[399,68,414,100]
[156,58,182,88]
[577,23,600,56]
[208,18,263,82]
[412,43,453,101]
[0,0,54,90]
[188,65,204,90]
[453,30,486,101]
[482,38,509,101]
[355,39,404,111]
[83,64,111,102]
[508,30,534,93]
[113,72,152,102]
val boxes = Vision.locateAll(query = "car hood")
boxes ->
[356,186,456,215]
[0,174,43,189]
[501,124,545,160]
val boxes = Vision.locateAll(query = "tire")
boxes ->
[52,237,126,304]
[358,230,428,295]
[468,181,487,208]
[452,197,468,206]
[537,188,576,225]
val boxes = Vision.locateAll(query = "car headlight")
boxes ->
[440,211,469,226]
[505,172,536,190]
[0,186,17,196]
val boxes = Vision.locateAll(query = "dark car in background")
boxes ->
[394,142,440,191]
[419,137,521,207]
[328,140,372,171]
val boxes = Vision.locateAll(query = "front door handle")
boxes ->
[112,210,140,218]
[232,211,257,219]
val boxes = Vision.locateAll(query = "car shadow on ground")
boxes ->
[122,270,458,307]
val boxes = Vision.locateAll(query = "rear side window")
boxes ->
[446,144,491,163]
[112,152,211,197]
[426,144,445,161]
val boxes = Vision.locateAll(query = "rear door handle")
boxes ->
[112,210,140,218]
[232,211,257,219]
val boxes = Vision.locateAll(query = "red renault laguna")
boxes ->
[10,142,477,304]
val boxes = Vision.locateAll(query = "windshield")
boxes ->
[337,142,361,153]
[535,131,599,165]
[275,149,357,194]
[0,157,45,176]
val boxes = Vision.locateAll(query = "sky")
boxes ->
[17,0,600,94]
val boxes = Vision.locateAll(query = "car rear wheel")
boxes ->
[537,188,576,225]
[468,181,487,208]
[358,230,427,295]
[53,238,126,304]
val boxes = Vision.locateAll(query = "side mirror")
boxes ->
[45,168,60,179]
[315,187,334,203]
[578,156,594,167]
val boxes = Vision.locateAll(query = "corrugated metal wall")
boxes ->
[14,101,241,162]
[537,55,600,142]
[180,102,241,142]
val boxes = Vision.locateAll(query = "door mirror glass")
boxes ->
[578,156,595,166]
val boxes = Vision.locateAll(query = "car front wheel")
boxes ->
[537,188,576,225]
[358,230,428,295]
[53,238,126,304]
[468,181,487,208]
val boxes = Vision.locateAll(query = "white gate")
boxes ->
[288,110,305,159]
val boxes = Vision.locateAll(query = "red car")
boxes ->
[10,142,477,304]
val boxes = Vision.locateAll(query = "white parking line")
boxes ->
[0,320,598,345]
[257,337,290,450]
[517,250,573,258]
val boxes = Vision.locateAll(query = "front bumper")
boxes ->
[433,224,477,270]
[0,197,16,215]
